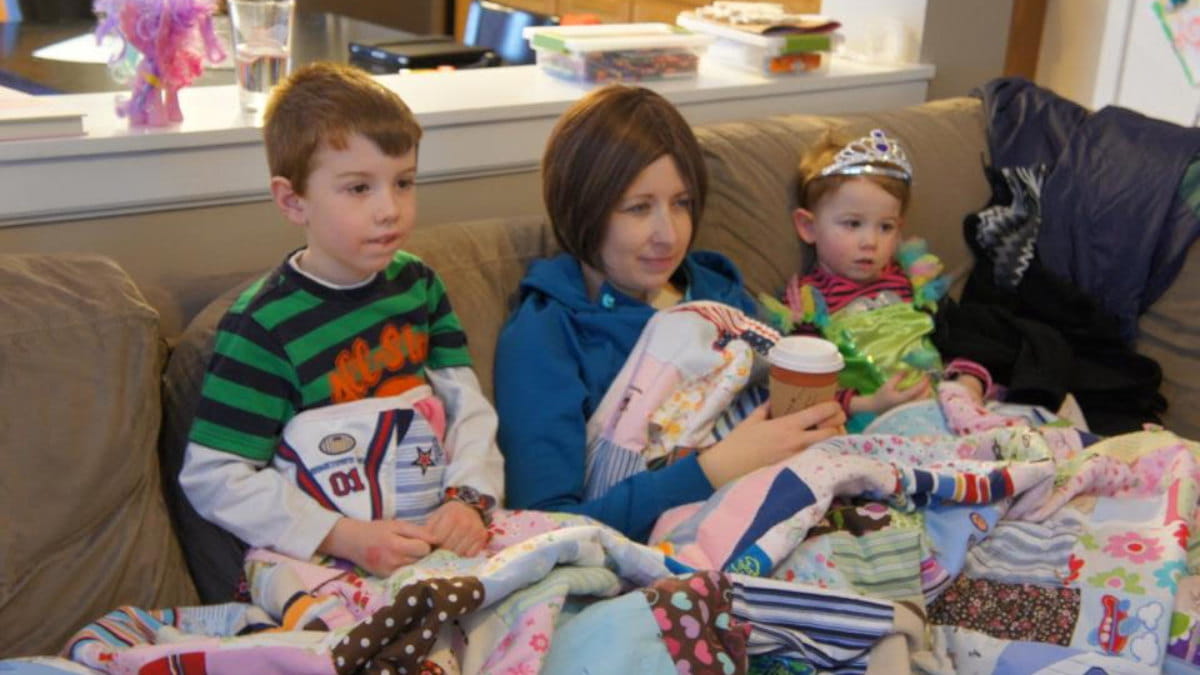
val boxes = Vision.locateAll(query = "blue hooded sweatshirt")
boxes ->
[494,250,756,542]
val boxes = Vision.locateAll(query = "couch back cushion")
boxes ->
[694,113,833,297]
[1137,240,1200,439]
[696,97,990,299]
[0,254,197,658]
[408,215,560,399]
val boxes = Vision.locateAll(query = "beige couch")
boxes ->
[3,96,1198,659]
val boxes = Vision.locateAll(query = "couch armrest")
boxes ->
[0,253,197,658]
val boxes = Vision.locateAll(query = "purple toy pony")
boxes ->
[94,0,226,126]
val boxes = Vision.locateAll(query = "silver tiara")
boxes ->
[818,129,913,183]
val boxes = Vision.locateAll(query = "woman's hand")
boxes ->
[319,517,436,578]
[697,400,846,488]
[850,372,930,415]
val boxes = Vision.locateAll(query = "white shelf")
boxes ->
[0,58,933,227]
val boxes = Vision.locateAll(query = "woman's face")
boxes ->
[587,154,693,303]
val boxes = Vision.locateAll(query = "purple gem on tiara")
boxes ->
[817,128,913,182]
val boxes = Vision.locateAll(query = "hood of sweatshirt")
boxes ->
[518,250,748,312]
[510,251,752,415]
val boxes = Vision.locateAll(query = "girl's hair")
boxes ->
[541,85,706,270]
[263,62,423,195]
[796,131,912,214]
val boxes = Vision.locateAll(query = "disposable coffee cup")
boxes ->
[767,336,844,419]
[228,0,295,113]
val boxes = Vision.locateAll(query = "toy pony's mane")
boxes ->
[93,0,226,126]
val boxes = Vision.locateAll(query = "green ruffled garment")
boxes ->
[823,299,942,396]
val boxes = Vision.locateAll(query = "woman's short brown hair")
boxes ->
[262,62,423,195]
[797,131,911,214]
[541,85,706,270]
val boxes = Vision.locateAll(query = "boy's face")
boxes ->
[271,134,417,285]
[794,177,903,284]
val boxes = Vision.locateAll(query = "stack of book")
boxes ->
[0,87,86,142]
[677,2,842,76]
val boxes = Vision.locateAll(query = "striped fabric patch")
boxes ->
[963,510,1085,586]
[711,385,768,442]
[828,529,926,602]
[730,575,895,673]
[65,607,181,662]
[583,436,647,501]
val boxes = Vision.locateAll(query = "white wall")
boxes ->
[1113,0,1200,124]
[1038,0,1200,124]
[820,0,928,65]
[820,0,1014,102]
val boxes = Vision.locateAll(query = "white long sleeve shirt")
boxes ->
[181,365,503,560]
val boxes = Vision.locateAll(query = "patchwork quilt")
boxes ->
[6,302,1200,675]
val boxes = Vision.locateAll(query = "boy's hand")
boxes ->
[426,500,489,558]
[852,372,931,415]
[319,517,436,578]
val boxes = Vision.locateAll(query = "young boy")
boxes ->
[777,129,990,427]
[180,62,503,580]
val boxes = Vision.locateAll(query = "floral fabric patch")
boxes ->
[928,575,1080,644]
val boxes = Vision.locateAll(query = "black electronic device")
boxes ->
[349,38,500,72]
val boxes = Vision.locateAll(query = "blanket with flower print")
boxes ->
[43,510,908,675]
[15,301,1200,675]
[589,302,1200,672]
[650,423,1200,672]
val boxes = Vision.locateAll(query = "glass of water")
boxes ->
[228,0,295,113]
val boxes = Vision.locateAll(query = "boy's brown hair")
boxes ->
[797,131,912,214]
[263,62,422,195]
[541,84,706,271]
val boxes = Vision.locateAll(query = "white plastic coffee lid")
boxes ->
[768,336,844,373]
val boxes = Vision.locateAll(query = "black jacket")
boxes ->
[978,77,1200,342]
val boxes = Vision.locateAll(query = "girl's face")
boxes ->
[584,154,693,303]
[794,177,903,284]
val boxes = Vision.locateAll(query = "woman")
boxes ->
[495,85,845,542]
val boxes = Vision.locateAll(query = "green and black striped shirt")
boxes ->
[189,250,471,462]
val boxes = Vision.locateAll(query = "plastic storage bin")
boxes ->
[523,23,711,84]
[705,37,830,75]
[677,12,840,75]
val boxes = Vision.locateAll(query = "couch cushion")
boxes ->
[696,97,990,299]
[694,114,834,298]
[406,214,558,401]
[0,253,197,658]
[159,215,555,599]
[160,273,260,603]
[1137,240,1200,439]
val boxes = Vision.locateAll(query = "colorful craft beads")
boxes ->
[538,48,700,83]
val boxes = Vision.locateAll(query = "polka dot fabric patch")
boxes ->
[331,576,484,674]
